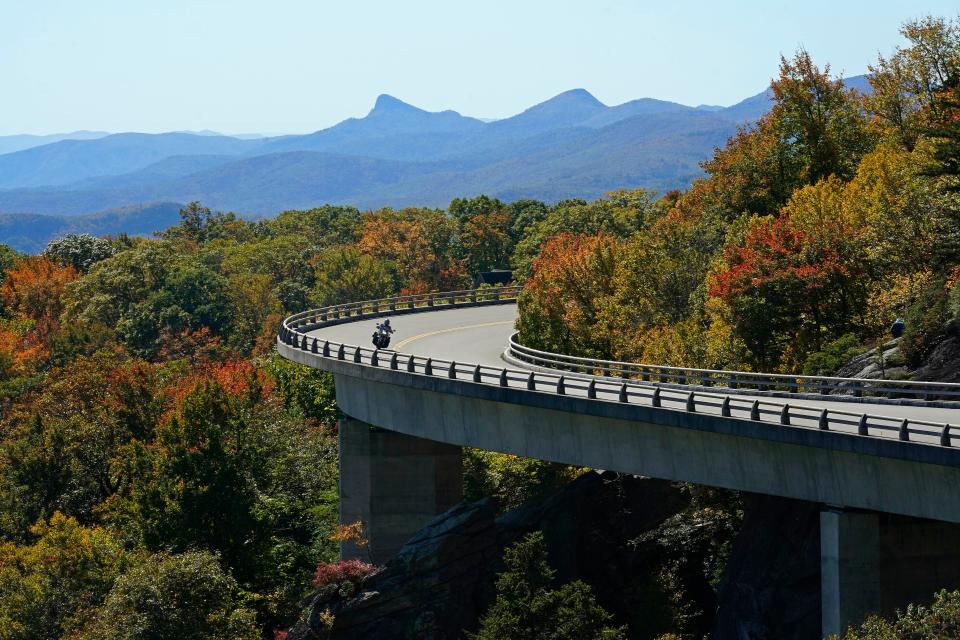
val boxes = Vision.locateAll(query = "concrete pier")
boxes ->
[821,509,960,637]
[338,417,463,563]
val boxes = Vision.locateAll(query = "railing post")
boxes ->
[310,337,318,353]
[557,376,566,395]
[721,396,731,417]
[449,361,457,379]
[425,358,433,376]
[819,409,829,430]
[371,350,379,367]
[527,372,536,390]
[322,341,330,357]
[353,347,361,363]
[942,424,952,447]
[651,387,661,407]
[750,400,760,421]
[472,365,481,383]
[686,392,695,412]
[499,369,508,387]
[337,345,345,360]
[780,404,790,425]
[407,355,416,373]
[619,383,628,403]
[390,353,398,370]
[858,414,868,436]
[898,419,909,441]
[471,291,477,303]
[587,379,597,399]
[428,295,434,307]
[854,382,863,398]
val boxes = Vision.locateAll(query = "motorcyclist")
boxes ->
[378,319,394,335]
[372,319,395,348]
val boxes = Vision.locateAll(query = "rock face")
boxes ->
[713,494,821,640]
[287,472,689,640]
[914,320,960,384]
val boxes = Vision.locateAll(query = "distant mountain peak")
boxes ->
[547,88,605,107]
[370,94,425,116]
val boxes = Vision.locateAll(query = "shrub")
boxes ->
[312,559,379,589]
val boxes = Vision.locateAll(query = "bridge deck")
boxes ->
[307,302,960,446]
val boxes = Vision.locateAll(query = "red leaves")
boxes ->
[312,559,379,588]
[710,216,851,302]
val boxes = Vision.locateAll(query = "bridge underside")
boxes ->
[337,414,960,637]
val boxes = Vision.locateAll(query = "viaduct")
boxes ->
[278,286,960,637]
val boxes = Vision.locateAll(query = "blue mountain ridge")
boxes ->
[0,76,871,250]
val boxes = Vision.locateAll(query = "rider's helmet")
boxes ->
[384,319,391,327]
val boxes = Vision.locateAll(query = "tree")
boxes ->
[0,513,130,640]
[70,551,259,640]
[836,589,960,639]
[697,50,873,220]
[0,244,21,286]
[470,531,626,640]
[770,50,874,185]
[163,202,243,245]
[44,234,115,272]
[709,206,871,370]
[458,211,512,274]
[310,245,395,306]
[516,232,621,358]
[512,189,657,279]
[356,208,469,291]
[448,194,505,222]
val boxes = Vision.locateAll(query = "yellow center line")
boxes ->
[394,320,515,350]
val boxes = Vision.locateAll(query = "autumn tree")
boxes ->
[512,189,658,279]
[709,207,871,370]
[517,232,621,358]
[356,208,469,291]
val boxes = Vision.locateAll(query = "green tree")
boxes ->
[470,531,627,640]
[310,245,396,306]
[70,551,259,640]
[836,589,960,639]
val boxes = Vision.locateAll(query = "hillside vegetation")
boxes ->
[517,20,960,379]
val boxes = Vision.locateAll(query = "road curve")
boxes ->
[306,301,960,432]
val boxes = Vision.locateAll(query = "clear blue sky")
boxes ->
[1,0,953,135]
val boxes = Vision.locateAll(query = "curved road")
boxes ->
[307,302,960,437]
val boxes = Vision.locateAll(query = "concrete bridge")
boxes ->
[278,287,960,636]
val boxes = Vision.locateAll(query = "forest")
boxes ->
[1,15,959,640]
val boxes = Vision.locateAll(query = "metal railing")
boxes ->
[278,287,957,449]
[508,334,960,402]
[282,286,521,332]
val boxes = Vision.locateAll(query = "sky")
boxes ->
[0,0,954,136]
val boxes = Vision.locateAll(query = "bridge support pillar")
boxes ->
[821,509,960,637]
[820,509,881,637]
[338,416,463,564]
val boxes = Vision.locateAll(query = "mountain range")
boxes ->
[0,77,871,252]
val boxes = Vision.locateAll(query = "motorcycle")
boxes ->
[372,326,393,349]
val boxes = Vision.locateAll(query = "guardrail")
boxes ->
[278,287,956,449]
[508,334,960,402]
